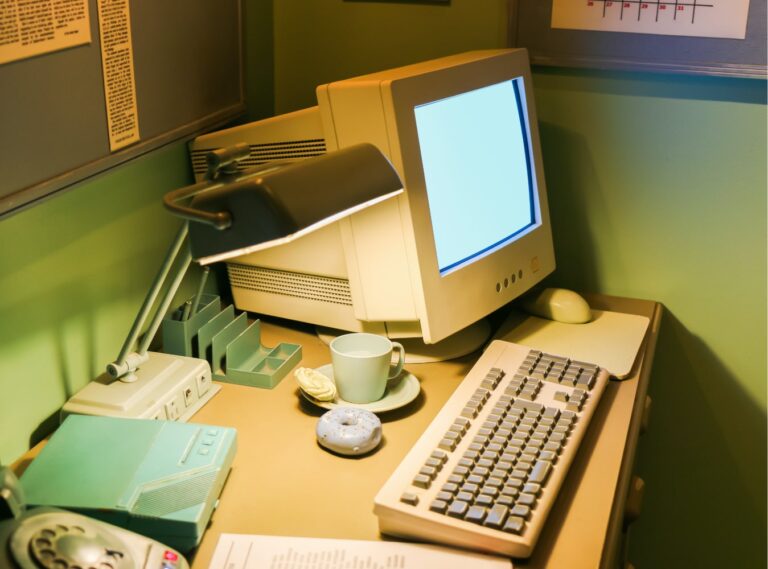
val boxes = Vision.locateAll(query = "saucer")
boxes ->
[299,364,420,412]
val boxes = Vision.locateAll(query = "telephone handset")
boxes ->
[1,507,190,569]
[0,467,189,569]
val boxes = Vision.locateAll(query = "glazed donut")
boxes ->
[316,407,382,456]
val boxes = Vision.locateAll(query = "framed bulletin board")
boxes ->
[0,0,244,219]
[509,0,767,78]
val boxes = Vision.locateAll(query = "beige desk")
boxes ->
[13,295,661,569]
[187,294,661,569]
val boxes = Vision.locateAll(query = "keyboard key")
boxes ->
[413,474,431,489]
[476,458,495,469]
[465,505,487,524]
[400,492,419,505]
[503,516,526,534]
[483,505,509,529]
[523,483,541,495]
[447,500,469,518]
[419,466,438,479]
[456,491,474,503]
[475,493,495,507]
[510,504,531,519]
[529,460,552,484]
[539,450,558,463]
[431,449,448,462]
[471,466,491,478]
[463,449,481,461]
[452,465,470,477]
[467,474,485,485]
[577,373,596,389]
[429,499,448,513]
[461,406,478,419]
[543,407,560,420]
[425,457,444,470]
[497,494,515,506]
[441,482,459,494]
[517,492,537,506]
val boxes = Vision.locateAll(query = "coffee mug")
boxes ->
[330,333,405,404]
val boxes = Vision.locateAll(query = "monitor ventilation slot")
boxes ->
[228,264,353,306]
[191,139,327,177]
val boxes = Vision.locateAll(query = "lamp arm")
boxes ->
[163,180,232,230]
[164,142,253,228]
[137,246,192,356]
[107,222,191,382]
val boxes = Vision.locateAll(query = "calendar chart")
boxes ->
[552,0,751,39]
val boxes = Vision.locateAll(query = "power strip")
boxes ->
[62,352,221,422]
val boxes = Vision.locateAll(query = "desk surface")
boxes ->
[187,294,661,569]
[11,295,661,569]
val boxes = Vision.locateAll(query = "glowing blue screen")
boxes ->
[414,78,536,274]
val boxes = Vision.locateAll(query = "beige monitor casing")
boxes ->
[190,49,555,346]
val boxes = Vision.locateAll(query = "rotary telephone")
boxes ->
[0,466,189,569]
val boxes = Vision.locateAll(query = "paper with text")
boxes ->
[0,0,91,65]
[209,534,513,569]
[97,0,139,151]
[552,0,751,39]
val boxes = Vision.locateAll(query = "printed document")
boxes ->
[209,533,513,569]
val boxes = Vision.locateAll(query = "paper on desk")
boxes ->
[209,533,513,569]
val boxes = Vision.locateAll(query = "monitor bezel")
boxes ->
[382,50,555,342]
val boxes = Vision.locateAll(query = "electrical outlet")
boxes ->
[165,396,182,420]
[152,407,166,420]
[183,382,195,408]
[196,370,212,397]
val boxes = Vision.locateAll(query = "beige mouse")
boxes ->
[520,288,592,324]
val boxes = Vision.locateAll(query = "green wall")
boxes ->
[534,69,766,568]
[273,1,767,567]
[0,143,196,461]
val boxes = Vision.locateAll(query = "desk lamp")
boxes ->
[62,143,404,421]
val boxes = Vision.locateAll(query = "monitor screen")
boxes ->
[414,77,537,275]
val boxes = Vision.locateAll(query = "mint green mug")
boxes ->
[330,333,405,403]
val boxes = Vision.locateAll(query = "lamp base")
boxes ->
[61,352,220,422]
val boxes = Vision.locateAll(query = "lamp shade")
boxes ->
[175,143,403,265]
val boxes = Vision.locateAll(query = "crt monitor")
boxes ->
[189,49,555,360]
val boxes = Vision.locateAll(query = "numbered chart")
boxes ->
[552,0,750,39]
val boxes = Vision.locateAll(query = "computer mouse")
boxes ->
[519,288,592,324]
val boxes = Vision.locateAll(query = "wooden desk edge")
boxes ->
[599,300,663,568]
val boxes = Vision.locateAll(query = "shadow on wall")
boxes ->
[628,311,767,568]
[0,242,204,451]
[535,120,767,567]
[537,122,602,293]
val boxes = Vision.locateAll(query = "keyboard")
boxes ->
[373,339,610,558]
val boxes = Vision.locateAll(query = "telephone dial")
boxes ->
[0,466,189,569]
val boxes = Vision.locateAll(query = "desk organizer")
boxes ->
[162,293,221,358]
[162,296,301,389]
